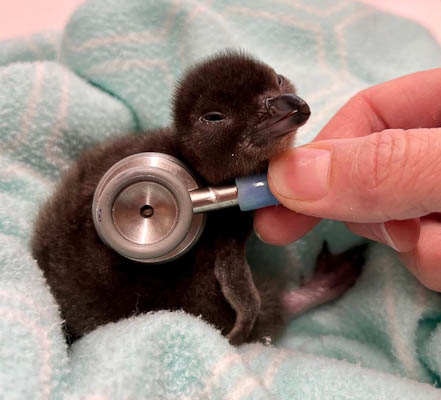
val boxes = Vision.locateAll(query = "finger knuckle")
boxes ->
[352,130,409,193]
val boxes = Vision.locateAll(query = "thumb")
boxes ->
[268,128,441,223]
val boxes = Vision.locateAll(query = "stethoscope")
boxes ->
[92,152,279,263]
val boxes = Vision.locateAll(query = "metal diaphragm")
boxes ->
[92,152,206,263]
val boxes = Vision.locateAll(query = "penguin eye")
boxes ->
[277,74,284,86]
[200,112,227,123]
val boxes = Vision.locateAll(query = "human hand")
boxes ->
[254,68,441,291]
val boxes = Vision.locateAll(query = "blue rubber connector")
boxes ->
[235,173,279,211]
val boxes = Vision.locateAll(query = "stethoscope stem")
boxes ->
[190,173,279,214]
[190,185,239,213]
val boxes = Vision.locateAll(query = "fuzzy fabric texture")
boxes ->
[1,0,441,399]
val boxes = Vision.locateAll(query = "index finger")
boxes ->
[316,68,441,141]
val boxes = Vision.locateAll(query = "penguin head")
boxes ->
[173,50,310,185]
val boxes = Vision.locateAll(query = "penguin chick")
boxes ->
[32,51,364,345]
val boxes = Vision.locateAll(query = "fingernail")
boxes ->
[269,147,331,200]
[253,221,268,244]
[380,223,400,252]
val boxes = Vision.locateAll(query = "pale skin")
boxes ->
[254,68,441,292]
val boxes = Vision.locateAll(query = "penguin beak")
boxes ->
[251,94,310,144]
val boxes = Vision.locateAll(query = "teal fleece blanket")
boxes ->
[2,0,441,399]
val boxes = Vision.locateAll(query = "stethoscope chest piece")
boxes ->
[93,153,206,263]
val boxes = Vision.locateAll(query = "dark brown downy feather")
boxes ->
[32,51,364,345]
